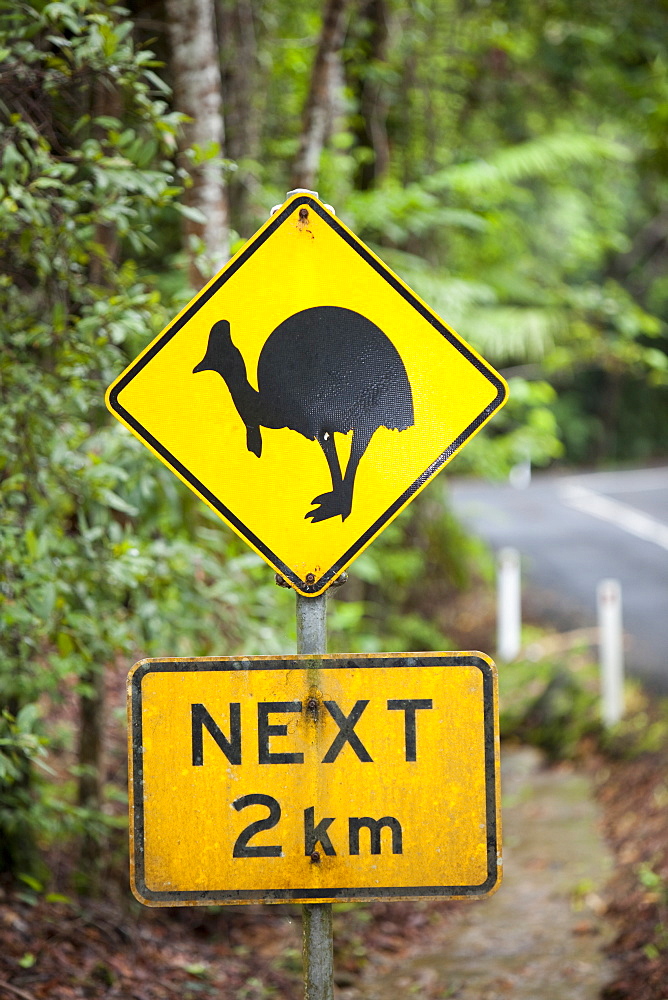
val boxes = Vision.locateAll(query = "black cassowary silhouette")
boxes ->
[193,305,414,523]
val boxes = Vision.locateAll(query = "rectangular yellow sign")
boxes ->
[128,652,501,905]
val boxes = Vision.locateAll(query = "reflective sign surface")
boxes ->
[107,193,507,595]
[128,653,501,906]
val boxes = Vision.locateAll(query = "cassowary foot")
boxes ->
[305,489,352,523]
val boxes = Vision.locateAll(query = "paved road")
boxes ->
[449,465,668,691]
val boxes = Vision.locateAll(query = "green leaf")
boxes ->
[176,203,207,224]
[18,874,43,892]
[100,489,139,516]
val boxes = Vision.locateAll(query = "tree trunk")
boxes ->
[348,0,391,190]
[166,0,229,286]
[89,81,121,285]
[291,0,350,192]
[72,79,123,889]
[217,0,262,238]
[0,694,42,879]
[77,666,106,884]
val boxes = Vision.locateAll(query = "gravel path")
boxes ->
[344,746,614,999]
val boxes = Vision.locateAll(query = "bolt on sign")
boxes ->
[128,652,501,906]
[106,192,508,596]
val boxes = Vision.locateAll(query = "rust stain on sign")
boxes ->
[128,652,501,906]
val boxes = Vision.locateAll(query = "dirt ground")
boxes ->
[595,744,668,1000]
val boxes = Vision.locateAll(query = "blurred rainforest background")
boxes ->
[2,0,668,884]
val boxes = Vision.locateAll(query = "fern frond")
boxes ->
[342,184,487,243]
[371,245,497,325]
[426,133,633,195]
[462,306,569,363]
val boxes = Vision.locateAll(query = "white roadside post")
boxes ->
[497,547,521,661]
[597,578,624,727]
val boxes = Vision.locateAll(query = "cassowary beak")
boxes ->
[193,351,216,375]
[193,321,229,373]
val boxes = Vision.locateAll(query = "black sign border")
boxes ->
[129,653,500,905]
[107,197,506,595]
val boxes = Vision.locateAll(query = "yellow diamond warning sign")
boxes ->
[128,652,501,906]
[106,192,507,595]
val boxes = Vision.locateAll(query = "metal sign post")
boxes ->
[296,591,333,1000]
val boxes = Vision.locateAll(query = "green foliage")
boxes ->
[636,863,668,960]
[329,480,493,653]
[499,653,601,760]
[599,690,668,760]
[0,707,48,786]
[0,0,293,876]
[0,707,51,874]
[458,377,563,478]
[337,0,668,467]
[637,864,668,901]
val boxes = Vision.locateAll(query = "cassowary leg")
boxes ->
[339,426,373,520]
[320,431,343,492]
[305,431,345,523]
[306,427,373,523]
